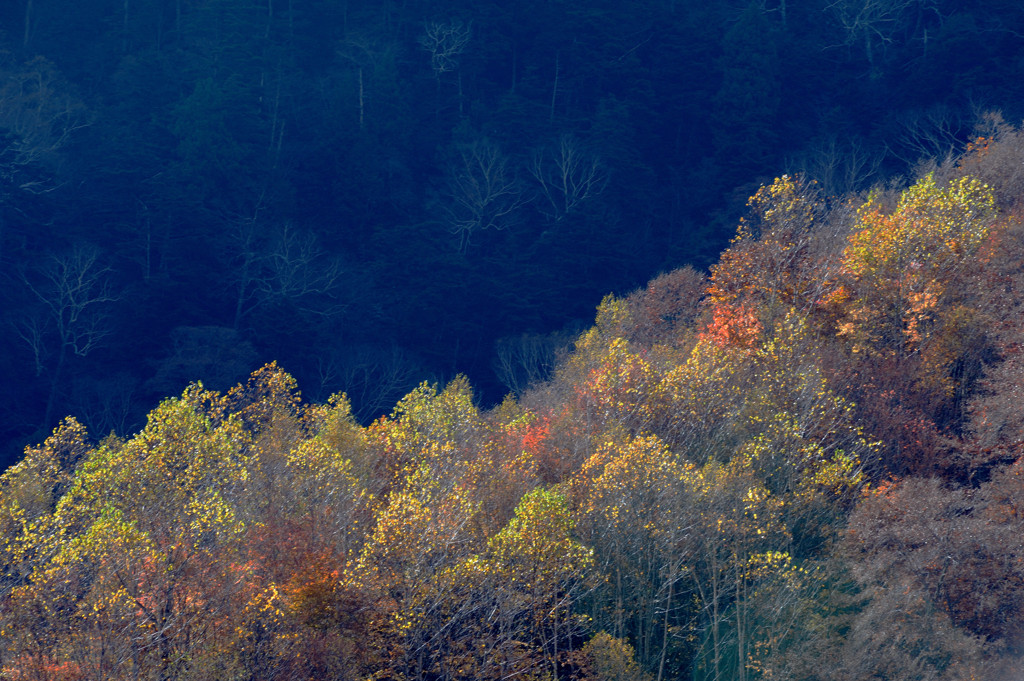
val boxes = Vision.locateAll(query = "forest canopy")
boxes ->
[3,121,1024,679]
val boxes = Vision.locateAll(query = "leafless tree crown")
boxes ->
[419,19,472,76]
[529,135,608,221]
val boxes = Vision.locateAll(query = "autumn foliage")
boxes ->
[5,122,1024,680]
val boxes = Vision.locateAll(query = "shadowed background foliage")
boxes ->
[2,0,1024,468]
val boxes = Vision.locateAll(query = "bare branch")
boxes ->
[442,137,528,251]
[261,223,343,300]
[419,20,472,77]
[230,221,345,325]
[21,245,119,358]
[0,56,91,180]
[529,134,608,221]
[887,104,965,165]
[317,344,424,421]
[493,331,573,396]
[825,0,937,64]
[13,315,48,376]
[787,134,883,195]
[827,0,921,44]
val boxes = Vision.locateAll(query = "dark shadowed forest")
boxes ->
[3,0,1024,467]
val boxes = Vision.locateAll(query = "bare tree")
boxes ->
[263,223,344,303]
[229,220,344,327]
[887,104,965,165]
[826,0,937,67]
[788,134,883,196]
[0,56,90,188]
[17,245,120,429]
[441,137,528,252]
[337,34,400,131]
[315,344,425,421]
[419,19,472,115]
[529,134,609,221]
[493,330,574,396]
[419,19,472,78]
[0,57,89,262]
[69,372,139,437]
[20,246,117,363]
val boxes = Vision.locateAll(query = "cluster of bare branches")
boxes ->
[440,134,607,251]
[228,220,345,326]
[419,20,472,77]
[442,137,529,251]
[0,56,90,191]
[14,245,121,429]
[529,134,609,222]
[787,134,884,196]
[315,344,425,421]
[826,0,938,65]
[493,330,575,396]
[887,104,966,165]
[17,246,118,373]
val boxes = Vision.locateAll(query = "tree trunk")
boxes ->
[657,578,673,681]
[123,0,130,52]
[358,67,365,130]
[549,52,560,123]
[23,0,33,48]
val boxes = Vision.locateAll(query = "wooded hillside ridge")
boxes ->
[3,119,1024,680]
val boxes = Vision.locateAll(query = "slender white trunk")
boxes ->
[23,0,33,47]
[123,0,130,52]
[358,67,365,130]
[550,52,560,123]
